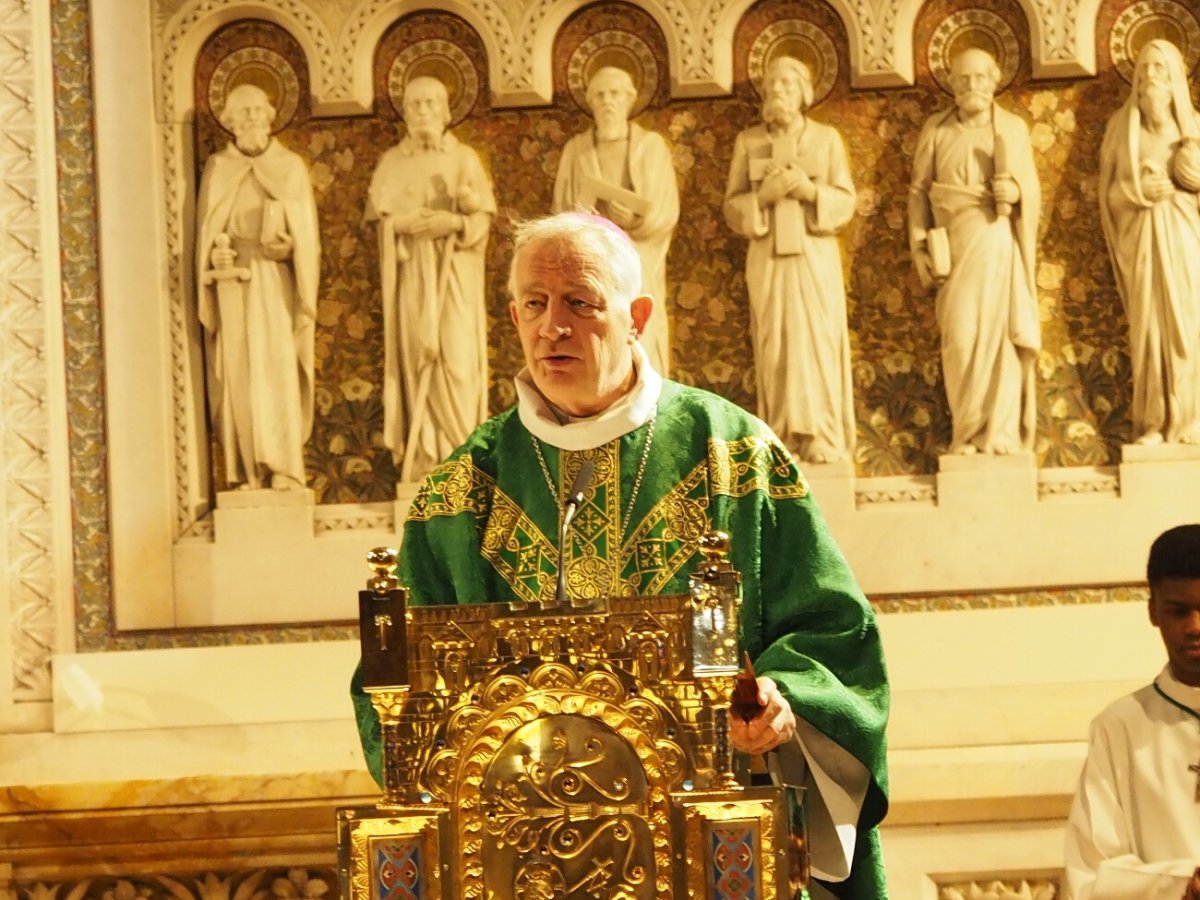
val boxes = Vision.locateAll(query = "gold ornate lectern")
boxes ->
[338,533,807,899]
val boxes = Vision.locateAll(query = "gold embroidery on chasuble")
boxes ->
[707,435,809,501]
[482,491,556,604]
[406,432,809,604]
[407,455,494,520]
[623,462,710,597]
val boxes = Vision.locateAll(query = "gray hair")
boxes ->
[507,212,643,305]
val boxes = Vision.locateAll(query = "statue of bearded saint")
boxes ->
[723,56,858,465]
[908,48,1041,457]
[553,66,680,376]
[196,83,320,491]
[366,75,497,483]
[1100,39,1200,446]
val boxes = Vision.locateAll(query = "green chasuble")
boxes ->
[351,380,890,899]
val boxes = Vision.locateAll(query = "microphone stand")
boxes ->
[555,459,595,605]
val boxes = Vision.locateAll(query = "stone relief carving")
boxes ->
[908,48,1041,457]
[197,84,321,491]
[938,878,1058,900]
[724,56,857,464]
[1034,0,1081,61]
[554,64,679,376]
[1099,39,1200,446]
[851,0,901,74]
[1,5,69,703]
[156,0,1104,109]
[365,74,495,482]
[337,0,517,112]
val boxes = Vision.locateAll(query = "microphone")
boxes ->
[555,459,595,604]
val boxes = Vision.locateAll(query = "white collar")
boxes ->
[1156,665,1200,713]
[514,343,663,451]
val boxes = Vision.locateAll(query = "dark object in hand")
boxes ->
[729,652,765,723]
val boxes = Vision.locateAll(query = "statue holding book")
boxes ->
[554,66,679,375]
[723,56,857,464]
[908,47,1041,456]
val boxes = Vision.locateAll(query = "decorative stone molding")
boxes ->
[6,868,337,900]
[1037,467,1119,499]
[337,0,517,114]
[938,878,1059,899]
[855,475,937,508]
[0,0,72,712]
[1028,0,1099,77]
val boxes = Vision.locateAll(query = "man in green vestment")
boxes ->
[351,212,890,898]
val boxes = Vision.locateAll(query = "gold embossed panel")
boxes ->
[476,713,658,897]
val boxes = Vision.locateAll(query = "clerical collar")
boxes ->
[515,343,662,451]
[1156,665,1200,713]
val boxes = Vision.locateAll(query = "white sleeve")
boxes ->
[1063,719,1195,899]
[770,715,869,884]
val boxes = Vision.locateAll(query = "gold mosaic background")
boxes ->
[62,0,1168,647]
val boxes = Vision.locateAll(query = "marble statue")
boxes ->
[723,56,857,464]
[908,48,1041,456]
[367,76,496,482]
[554,66,679,376]
[196,83,320,491]
[1100,39,1200,446]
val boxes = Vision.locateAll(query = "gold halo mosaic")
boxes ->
[566,29,659,116]
[928,9,1020,95]
[208,46,301,132]
[747,19,838,105]
[388,38,481,125]
[1110,0,1200,82]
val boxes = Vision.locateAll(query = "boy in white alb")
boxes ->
[1065,524,1200,899]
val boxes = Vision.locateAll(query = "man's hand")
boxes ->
[788,168,818,203]
[757,167,802,206]
[210,239,236,270]
[408,209,463,240]
[1143,168,1176,203]
[601,201,642,231]
[913,245,937,289]
[262,232,293,261]
[992,173,1021,206]
[1183,865,1200,900]
[729,676,797,754]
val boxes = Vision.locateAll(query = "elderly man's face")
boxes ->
[508,239,650,417]
[224,88,273,154]
[588,71,634,130]
[950,52,997,116]
[404,80,449,139]
[1137,46,1174,114]
[762,66,804,125]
